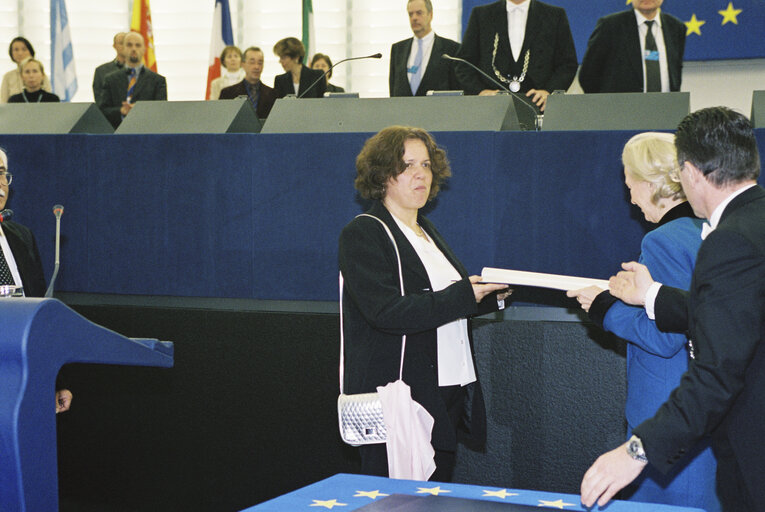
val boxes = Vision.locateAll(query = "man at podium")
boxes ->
[0,147,71,412]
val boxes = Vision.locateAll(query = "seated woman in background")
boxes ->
[1,37,52,103]
[339,126,510,481]
[8,58,60,103]
[567,132,720,512]
[310,53,345,93]
[209,45,244,100]
[272,37,326,98]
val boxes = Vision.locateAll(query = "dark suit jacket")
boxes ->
[389,33,461,96]
[273,66,326,99]
[579,9,686,93]
[218,79,276,119]
[2,220,45,297]
[92,60,123,105]
[338,201,501,452]
[97,66,168,128]
[633,186,765,508]
[456,0,577,95]
[326,83,345,93]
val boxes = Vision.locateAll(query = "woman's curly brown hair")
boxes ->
[354,126,451,201]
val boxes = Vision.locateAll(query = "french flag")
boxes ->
[205,0,234,99]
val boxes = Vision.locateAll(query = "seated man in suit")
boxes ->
[579,0,686,93]
[456,0,577,112]
[581,107,765,512]
[0,148,71,413]
[389,0,460,97]
[97,31,167,129]
[219,47,276,119]
[92,32,126,105]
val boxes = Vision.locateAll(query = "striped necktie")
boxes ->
[127,68,138,102]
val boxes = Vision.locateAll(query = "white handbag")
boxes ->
[337,214,406,446]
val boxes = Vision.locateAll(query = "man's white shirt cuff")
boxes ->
[644,282,662,320]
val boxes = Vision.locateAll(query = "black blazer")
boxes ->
[2,220,45,298]
[219,79,277,119]
[273,66,326,99]
[456,0,577,95]
[97,66,168,128]
[92,60,123,105]
[579,9,686,93]
[633,186,765,508]
[338,201,500,452]
[389,34,460,97]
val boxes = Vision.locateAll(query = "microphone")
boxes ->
[441,54,540,131]
[298,53,383,99]
[0,209,13,222]
[44,204,64,298]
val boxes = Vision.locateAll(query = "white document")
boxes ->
[481,267,610,292]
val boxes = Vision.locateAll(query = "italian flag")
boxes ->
[302,0,315,64]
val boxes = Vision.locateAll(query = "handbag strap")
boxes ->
[339,213,407,394]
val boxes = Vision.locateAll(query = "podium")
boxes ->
[0,298,173,512]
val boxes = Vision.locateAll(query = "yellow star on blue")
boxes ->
[719,2,743,25]
[685,14,706,36]
[482,489,520,499]
[310,499,347,509]
[538,498,576,509]
[416,486,451,496]
[353,490,389,499]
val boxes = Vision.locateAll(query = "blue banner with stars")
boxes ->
[241,473,704,511]
[461,1,763,61]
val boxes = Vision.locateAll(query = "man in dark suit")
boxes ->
[92,32,126,105]
[456,0,577,111]
[579,0,686,93]
[581,107,765,512]
[97,31,167,129]
[219,47,276,119]
[0,148,71,413]
[389,0,460,97]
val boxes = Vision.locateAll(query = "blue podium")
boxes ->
[0,298,174,512]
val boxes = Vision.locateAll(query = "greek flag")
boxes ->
[50,0,77,101]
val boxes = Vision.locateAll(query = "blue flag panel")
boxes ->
[461,0,765,61]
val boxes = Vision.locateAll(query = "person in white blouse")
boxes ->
[338,126,510,481]
[1,37,53,104]
[209,45,245,100]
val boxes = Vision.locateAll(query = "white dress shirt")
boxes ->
[407,30,436,85]
[392,216,477,387]
[506,0,530,62]
[635,9,670,93]
[0,224,24,293]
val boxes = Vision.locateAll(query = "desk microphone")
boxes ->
[0,209,13,222]
[298,53,383,99]
[441,54,540,131]
[44,204,63,298]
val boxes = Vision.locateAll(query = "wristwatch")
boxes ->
[626,435,648,463]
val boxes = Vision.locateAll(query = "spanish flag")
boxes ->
[131,0,157,72]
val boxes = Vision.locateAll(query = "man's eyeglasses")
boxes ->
[0,172,12,186]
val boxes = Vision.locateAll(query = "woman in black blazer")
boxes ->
[272,37,326,98]
[338,126,509,481]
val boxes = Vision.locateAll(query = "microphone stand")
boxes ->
[297,53,383,99]
[442,54,541,131]
[45,205,63,298]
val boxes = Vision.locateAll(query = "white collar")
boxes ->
[506,0,530,14]
[708,183,756,229]
[634,8,662,27]
[414,30,435,44]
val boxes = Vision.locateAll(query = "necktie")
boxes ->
[644,20,661,92]
[0,246,14,286]
[127,68,137,102]
[245,82,259,112]
[410,38,424,95]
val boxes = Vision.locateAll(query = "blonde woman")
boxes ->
[1,37,52,103]
[8,58,59,103]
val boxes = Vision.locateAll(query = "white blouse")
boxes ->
[392,215,477,387]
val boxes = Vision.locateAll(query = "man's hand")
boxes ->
[120,101,134,116]
[566,285,605,313]
[608,261,654,306]
[479,89,499,96]
[525,89,550,111]
[580,441,647,508]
